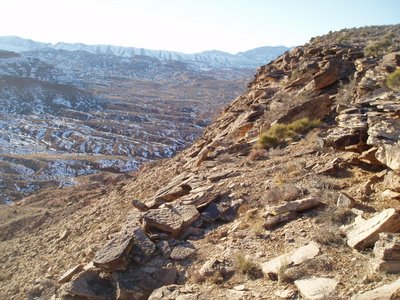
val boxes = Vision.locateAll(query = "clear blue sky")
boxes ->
[1,0,399,53]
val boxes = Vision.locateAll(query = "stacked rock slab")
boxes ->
[373,232,400,273]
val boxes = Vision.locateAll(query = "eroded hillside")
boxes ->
[0,44,274,203]
[1,25,400,299]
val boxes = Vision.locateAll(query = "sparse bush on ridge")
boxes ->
[256,117,321,149]
[364,32,398,56]
[386,69,400,91]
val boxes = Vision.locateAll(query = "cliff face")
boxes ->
[1,25,400,300]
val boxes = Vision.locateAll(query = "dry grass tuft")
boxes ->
[235,253,263,279]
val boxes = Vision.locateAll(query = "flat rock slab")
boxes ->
[264,196,320,216]
[149,284,200,300]
[93,228,137,272]
[141,203,199,237]
[153,267,177,286]
[262,242,320,279]
[294,277,338,300]
[170,243,196,260]
[345,208,400,250]
[208,170,240,182]
[113,266,149,300]
[373,232,400,273]
[62,270,114,300]
[130,227,156,264]
[351,278,400,300]
[58,264,84,284]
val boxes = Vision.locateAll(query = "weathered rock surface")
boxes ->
[57,264,85,284]
[373,232,400,273]
[383,171,400,192]
[61,270,115,300]
[199,257,234,278]
[93,228,138,272]
[351,278,400,300]
[170,243,196,260]
[337,192,356,209]
[153,176,192,204]
[262,242,320,279]
[312,58,344,90]
[276,94,333,124]
[294,277,338,300]
[113,267,149,300]
[263,212,298,229]
[141,203,200,237]
[345,208,400,250]
[148,284,200,300]
[129,227,156,264]
[264,196,321,216]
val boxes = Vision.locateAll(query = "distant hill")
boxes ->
[0,36,289,69]
[0,36,288,204]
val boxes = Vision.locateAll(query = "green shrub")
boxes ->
[257,117,321,149]
[287,118,321,134]
[387,69,400,91]
[256,134,280,149]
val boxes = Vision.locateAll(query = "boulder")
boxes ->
[382,189,400,200]
[154,183,192,204]
[263,212,298,229]
[376,144,400,171]
[351,278,400,300]
[61,270,114,300]
[345,208,400,250]
[312,59,342,89]
[262,242,320,279]
[141,203,199,237]
[294,277,338,299]
[383,171,400,192]
[93,228,138,272]
[199,257,234,277]
[336,192,355,209]
[264,196,320,216]
[170,243,196,261]
[373,233,400,273]
[179,186,218,208]
[130,227,156,264]
[148,285,200,300]
[202,198,243,222]
[324,127,367,149]
[358,147,382,165]
[276,94,333,124]
[113,267,149,300]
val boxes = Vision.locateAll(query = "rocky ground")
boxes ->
[1,25,400,299]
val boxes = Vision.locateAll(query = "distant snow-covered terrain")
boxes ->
[0,37,288,204]
[0,36,289,70]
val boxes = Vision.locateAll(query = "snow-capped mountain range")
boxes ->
[0,36,289,70]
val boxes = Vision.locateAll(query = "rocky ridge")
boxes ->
[1,25,400,299]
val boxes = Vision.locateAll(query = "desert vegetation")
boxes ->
[386,68,400,91]
[256,117,321,149]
